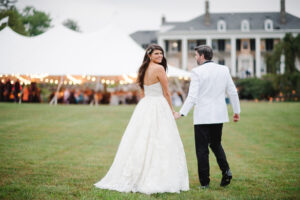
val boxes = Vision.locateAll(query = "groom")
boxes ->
[175,45,240,188]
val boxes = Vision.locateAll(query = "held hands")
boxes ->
[233,113,240,122]
[173,111,181,120]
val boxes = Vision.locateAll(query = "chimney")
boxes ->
[161,15,166,25]
[205,0,211,26]
[280,0,286,24]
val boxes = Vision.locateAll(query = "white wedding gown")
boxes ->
[94,82,189,194]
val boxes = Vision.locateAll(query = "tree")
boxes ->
[21,6,51,36]
[63,19,81,32]
[265,33,300,74]
[0,0,17,10]
[0,8,27,35]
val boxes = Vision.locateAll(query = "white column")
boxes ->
[158,37,164,49]
[206,37,212,47]
[255,37,261,78]
[182,37,188,70]
[280,54,285,74]
[230,37,236,77]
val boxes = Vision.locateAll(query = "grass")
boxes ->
[0,102,299,200]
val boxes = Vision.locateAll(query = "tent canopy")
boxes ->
[0,24,190,77]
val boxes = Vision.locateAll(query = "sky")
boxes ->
[16,0,300,34]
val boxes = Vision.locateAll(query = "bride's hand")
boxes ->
[173,112,181,120]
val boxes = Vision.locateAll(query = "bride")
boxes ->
[94,44,189,194]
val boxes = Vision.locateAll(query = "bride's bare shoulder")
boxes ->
[152,64,165,72]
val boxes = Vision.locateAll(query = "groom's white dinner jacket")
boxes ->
[180,62,240,125]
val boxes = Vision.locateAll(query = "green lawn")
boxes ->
[0,102,299,200]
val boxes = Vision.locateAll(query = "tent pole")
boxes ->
[49,75,64,105]
[18,85,24,104]
[174,78,187,101]
[95,76,100,106]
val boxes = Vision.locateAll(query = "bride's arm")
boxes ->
[156,66,175,113]
[140,89,145,98]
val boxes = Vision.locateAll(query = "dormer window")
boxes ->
[241,20,250,32]
[217,20,226,32]
[264,19,273,31]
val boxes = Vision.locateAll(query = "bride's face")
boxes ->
[149,50,163,64]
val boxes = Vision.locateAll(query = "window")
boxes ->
[196,40,206,46]
[218,40,225,51]
[212,40,217,50]
[241,20,250,32]
[218,59,225,65]
[264,19,273,31]
[217,20,226,32]
[243,41,248,49]
[265,39,274,51]
[165,41,169,52]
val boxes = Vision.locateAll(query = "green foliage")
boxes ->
[265,33,300,74]
[283,33,297,73]
[63,18,81,32]
[21,6,51,36]
[236,72,300,100]
[236,78,276,100]
[0,0,17,10]
[0,8,27,35]
[265,42,282,74]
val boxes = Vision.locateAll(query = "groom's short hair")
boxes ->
[195,45,213,60]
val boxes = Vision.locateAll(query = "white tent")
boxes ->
[0,25,190,77]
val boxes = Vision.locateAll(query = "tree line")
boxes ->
[0,0,80,36]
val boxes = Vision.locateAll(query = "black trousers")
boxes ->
[194,123,230,186]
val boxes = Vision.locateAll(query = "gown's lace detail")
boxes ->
[94,82,189,194]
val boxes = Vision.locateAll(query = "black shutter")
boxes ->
[250,39,255,51]
[236,39,241,51]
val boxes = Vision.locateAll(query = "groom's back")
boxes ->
[190,62,231,124]
[193,62,229,102]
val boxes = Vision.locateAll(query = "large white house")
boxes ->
[131,0,300,78]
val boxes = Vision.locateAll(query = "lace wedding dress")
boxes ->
[94,82,189,194]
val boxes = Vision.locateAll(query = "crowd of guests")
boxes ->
[49,88,140,105]
[0,80,41,103]
[0,79,185,106]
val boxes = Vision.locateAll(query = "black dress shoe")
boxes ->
[220,169,232,187]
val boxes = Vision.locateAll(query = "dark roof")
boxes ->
[169,12,300,31]
[130,30,157,47]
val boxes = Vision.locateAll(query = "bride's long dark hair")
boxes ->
[137,44,167,89]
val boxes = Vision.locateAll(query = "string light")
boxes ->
[122,75,134,84]
[15,75,31,85]
[29,74,48,79]
[67,75,82,84]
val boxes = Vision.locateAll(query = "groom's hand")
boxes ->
[173,112,181,120]
[233,113,240,122]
